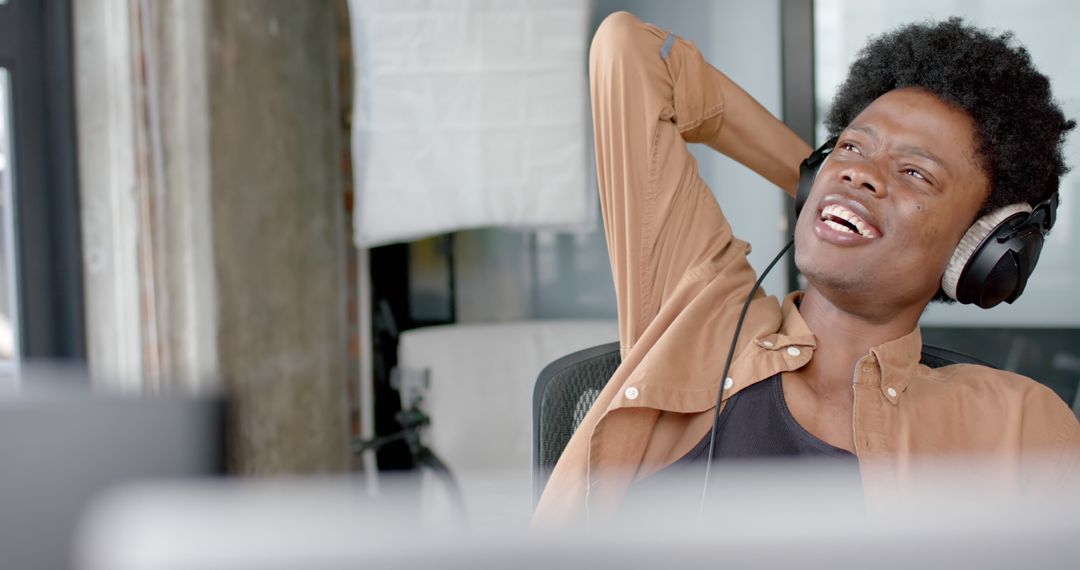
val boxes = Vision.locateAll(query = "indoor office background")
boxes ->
[0,0,1078,568]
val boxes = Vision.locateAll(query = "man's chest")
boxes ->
[780,371,857,454]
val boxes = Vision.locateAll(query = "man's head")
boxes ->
[794,18,1075,315]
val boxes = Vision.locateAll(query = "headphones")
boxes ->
[795,137,1058,309]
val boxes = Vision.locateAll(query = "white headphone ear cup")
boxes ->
[942,203,1033,301]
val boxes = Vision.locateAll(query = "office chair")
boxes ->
[532,341,992,504]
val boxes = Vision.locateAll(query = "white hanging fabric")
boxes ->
[348,0,594,247]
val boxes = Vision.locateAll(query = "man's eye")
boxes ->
[904,168,927,181]
[839,141,861,154]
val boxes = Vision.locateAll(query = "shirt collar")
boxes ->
[748,291,817,350]
[610,291,925,413]
[759,292,923,402]
[870,326,923,400]
[724,292,817,401]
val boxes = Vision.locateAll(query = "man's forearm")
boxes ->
[693,65,813,197]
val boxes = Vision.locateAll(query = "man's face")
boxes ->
[794,88,990,313]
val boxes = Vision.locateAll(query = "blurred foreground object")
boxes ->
[0,370,225,570]
[77,464,1079,570]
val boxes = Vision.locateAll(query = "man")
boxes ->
[533,11,1079,525]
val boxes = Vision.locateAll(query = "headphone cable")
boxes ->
[697,237,795,523]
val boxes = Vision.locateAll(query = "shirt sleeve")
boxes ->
[589,12,752,354]
[1020,383,1080,492]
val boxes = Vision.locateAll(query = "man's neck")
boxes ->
[795,286,924,392]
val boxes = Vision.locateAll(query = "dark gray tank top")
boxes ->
[674,373,855,464]
[621,374,860,516]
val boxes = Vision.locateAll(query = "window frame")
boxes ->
[0,0,85,362]
[780,0,815,293]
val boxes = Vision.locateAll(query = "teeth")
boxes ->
[821,204,871,236]
[824,219,855,234]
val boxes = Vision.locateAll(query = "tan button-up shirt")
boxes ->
[533,12,1080,526]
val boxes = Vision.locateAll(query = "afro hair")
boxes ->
[825,17,1075,219]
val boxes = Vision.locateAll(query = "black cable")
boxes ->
[353,407,470,527]
[414,446,470,528]
[697,237,795,521]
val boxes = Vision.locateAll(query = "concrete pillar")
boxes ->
[207,0,349,473]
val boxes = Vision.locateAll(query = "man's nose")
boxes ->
[840,162,885,197]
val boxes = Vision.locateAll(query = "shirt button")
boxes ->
[723,377,734,390]
[624,386,639,400]
[761,340,774,348]
[886,387,898,398]
[786,347,801,357]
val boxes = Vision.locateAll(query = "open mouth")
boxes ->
[819,204,877,238]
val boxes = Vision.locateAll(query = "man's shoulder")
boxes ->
[920,362,1076,426]
[923,361,1036,389]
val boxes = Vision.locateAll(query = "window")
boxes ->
[0,0,85,367]
[0,69,19,374]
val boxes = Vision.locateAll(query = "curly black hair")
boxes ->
[826,17,1075,218]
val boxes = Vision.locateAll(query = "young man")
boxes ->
[534,11,1079,525]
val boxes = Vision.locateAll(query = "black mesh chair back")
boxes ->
[532,341,990,504]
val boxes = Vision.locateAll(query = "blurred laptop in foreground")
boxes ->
[77,460,1079,570]
[0,365,225,570]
